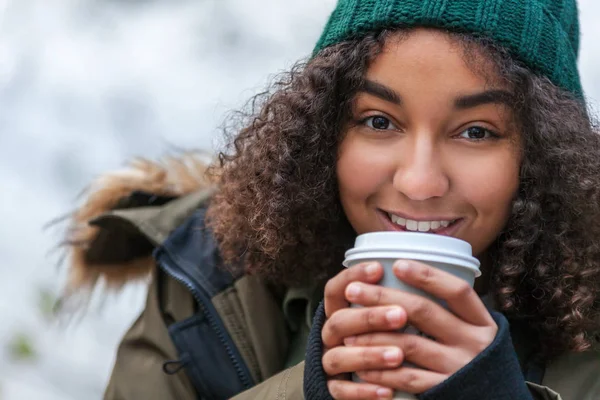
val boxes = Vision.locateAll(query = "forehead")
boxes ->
[366,29,506,94]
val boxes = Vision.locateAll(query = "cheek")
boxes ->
[469,163,518,209]
[336,135,390,200]
[336,134,397,233]
[458,149,520,249]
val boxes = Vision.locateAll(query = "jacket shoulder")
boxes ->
[541,349,600,399]
[55,154,216,297]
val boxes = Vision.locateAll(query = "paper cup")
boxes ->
[343,232,480,399]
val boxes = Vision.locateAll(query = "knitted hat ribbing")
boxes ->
[314,0,582,96]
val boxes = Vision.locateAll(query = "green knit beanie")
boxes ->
[314,0,582,96]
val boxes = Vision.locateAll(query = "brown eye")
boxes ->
[459,126,498,140]
[364,116,397,130]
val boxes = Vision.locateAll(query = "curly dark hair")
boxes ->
[206,28,600,360]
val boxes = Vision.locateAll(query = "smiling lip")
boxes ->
[376,209,463,236]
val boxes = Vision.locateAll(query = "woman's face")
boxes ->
[337,29,521,257]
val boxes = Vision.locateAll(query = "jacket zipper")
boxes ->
[155,248,253,391]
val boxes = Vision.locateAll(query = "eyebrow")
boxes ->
[360,80,402,104]
[454,90,514,109]
[359,80,513,110]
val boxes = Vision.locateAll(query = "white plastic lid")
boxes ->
[344,232,480,273]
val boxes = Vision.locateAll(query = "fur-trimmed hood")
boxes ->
[59,154,216,296]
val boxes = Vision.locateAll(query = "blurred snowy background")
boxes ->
[1,0,598,399]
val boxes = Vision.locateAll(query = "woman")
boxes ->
[61,0,600,399]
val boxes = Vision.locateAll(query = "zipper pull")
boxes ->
[162,354,190,375]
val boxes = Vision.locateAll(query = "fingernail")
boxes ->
[394,260,411,272]
[386,307,403,324]
[346,283,362,299]
[377,387,392,399]
[344,336,356,346]
[383,347,400,362]
[365,262,379,276]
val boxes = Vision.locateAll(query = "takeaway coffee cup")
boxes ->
[343,232,481,400]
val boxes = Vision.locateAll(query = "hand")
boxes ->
[321,262,408,400]
[346,260,498,395]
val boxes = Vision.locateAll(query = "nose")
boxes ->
[392,138,450,201]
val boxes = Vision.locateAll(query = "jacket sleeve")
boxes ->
[230,362,305,400]
[417,311,533,400]
[303,302,541,400]
[103,270,197,400]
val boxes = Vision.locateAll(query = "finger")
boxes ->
[344,282,467,344]
[322,306,406,348]
[393,260,493,326]
[327,379,393,400]
[325,262,384,318]
[345,333,463,374]
[357,367,447,394]
[322,345,403,376]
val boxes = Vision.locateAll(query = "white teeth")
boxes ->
[388,213,454,232]
[389,214,406,226]
[406,219,419,231]
[418,221,430,232]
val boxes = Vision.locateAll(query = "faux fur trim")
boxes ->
[61,153,213,294]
